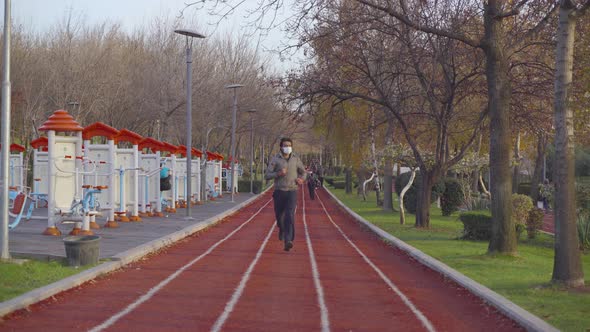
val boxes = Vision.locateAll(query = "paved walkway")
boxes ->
[8,193,255,260]
[542,211,555,235]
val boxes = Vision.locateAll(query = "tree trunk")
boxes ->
[530,134,546,202]
[512,131,521,193]
[383,117,395,211]
[471,133,483,193]
[484,1,516,255]
[484,0,517,255]
[345,167,353,194]
[415,170,436,228]
[400,168,416,225]
[383,160,394,211]
[551,0,584,287]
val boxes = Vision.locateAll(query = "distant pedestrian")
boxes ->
[265,137,307,251]
[160,163,172,191]
[307,171,320,200]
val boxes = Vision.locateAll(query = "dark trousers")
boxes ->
[307,181,316,200]
[272,190,297,242]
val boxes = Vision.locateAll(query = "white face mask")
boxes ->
[281,146,292,155]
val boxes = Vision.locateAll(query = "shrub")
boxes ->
[459,211,492,240]
[512,193,533,226]
[237,180,263,194]
[512,194,533,240]
[466,196,490,211]
[578,212,590,250]
[441,178,463,216]
[333,181,346,189]
[394,171,445,214]
[576,182,590,214]
[324,177,335,186]
[526,208,545,239]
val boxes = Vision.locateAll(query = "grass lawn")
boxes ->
[0,259,92,303]
[328,187,590,332]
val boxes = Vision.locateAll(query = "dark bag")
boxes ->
[160,175,172,191]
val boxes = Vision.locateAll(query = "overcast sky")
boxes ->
[4,0,301,72]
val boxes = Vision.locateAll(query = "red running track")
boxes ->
[1,186,524,331]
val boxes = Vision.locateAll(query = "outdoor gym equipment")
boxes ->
[205,151,224,200]
[83,122,119,228]
[114,129,144,222]
[176,145,202,207]
[160,142,179,213]
[54,156,105,235]
[138,137,164,217]
[30,137,49,209]
[0,143,26,190]
[38,109,85,236]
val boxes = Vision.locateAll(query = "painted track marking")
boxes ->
[316,192,437,332]
[210,221,276,332]
[88,199,273,332]
[302,187,331,332]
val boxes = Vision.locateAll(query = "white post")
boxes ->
[0,0,11,259]
[46,131,57,232]
[132,144,140,219]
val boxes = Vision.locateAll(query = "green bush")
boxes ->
[394,171,445,214]
[578,212,590,250]
[512,194,533,240]
[517,182,532,196]
[459,211,492,240]
[325,177,335,185]
[237,180,263,194]
[576,182,590,213]
[512,193,533,226]
[441,178,463,216]
[526,208,545,239]
[333,181,346,189]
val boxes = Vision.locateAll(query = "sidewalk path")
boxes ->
[8,193,254,260]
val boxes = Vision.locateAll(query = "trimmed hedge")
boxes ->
[441,178,463,216]
[459,211,492,240]
[333,181,346,189]
[238,180,263,194]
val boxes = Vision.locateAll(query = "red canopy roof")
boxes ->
[0,143,26,153]
[39,110,84,132]
[160,142,180,155]
[115,129,143,145]
[83,122,120,140]
[206,151,224,161]
[192,147,203,158]
[138,137,164,152]
[30,137,49,150]
[177,145,203,158]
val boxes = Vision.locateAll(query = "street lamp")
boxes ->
[1,0,11,260]
[175,28,205,219]
[246,109,256,193]
[225,83,244,203]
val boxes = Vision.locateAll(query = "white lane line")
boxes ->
[302,186,331,332]
[89,199,273,332]
[316,194,436,332]
[210,222,276,332]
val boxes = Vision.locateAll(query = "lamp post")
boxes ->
[246,109,256,193]
[0,0,11,260]
[175,28,205,219]
[67,101,80,116]
[225,84,244,203]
